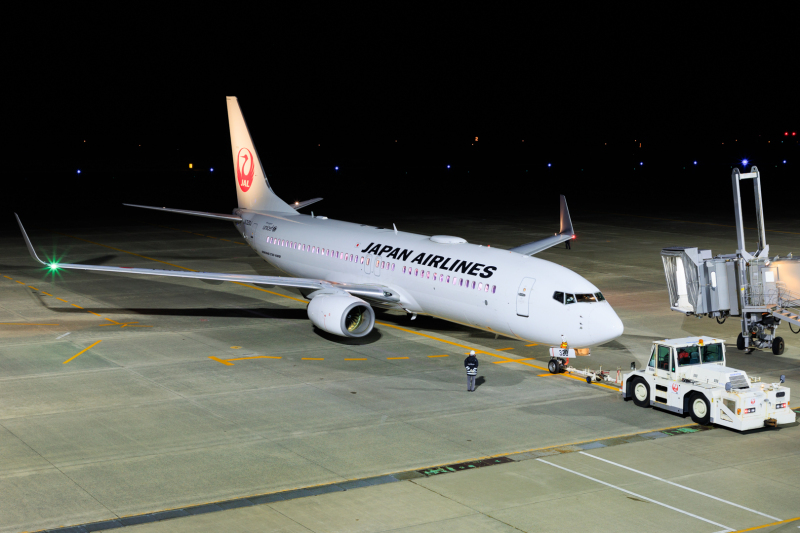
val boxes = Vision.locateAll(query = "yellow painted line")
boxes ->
[63,340,102,364]
[28,286,38,290]
[193,233,205,236]
[104,318,120,324]
[345,358,368,361]
[427,354,449,358]
[496,347,514,351]
[729,517,800,532]
[0,323,60,326]
[230,281,308,303]
[525,343,538,347]
[387,356,409,360]
[56,297,69,303]
[71,304,83,309]
[209,356,233,366]
[494,357,535,365]
[230,346,241,349]
[41,291,52,296]
[537,373,558,377]
[562,372,620,391]
[15,280,25,284]
[228,356,281,362]
[302,357,324,361]
[3,275,12,279]
[86,311,102,317]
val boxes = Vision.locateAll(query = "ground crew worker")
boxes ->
[465,350,479,391]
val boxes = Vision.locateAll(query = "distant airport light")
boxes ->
[786,132,789,136]
[794,132,797,136]
[335,166,339,171]
[210,168,214,172]
[639,162,643,166]
[742,159,749,166]
[693,161,697,165]
[447,165,450,169]
[784,160,787,164]
[77,170,81,174]
[547,163,551,167]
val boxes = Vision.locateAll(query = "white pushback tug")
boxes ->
[621,336,795,431]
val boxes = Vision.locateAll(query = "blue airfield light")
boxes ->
[783,160,787,164]
[742,158,749,167]
[447,165,450,169]
[77,170,81,174]
[547,163,551,167]
[693,161,697,165]
[335,166,339,171]
[210,168,214,172]
[640,162,643,166]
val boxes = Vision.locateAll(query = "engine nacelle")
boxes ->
[307,293,375,337]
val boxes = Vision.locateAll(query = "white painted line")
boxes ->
[537,459,733,532]
[579,452,781,521]
[56,332,71,340]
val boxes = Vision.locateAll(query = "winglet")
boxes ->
[14,214,46,265]
[559,195,574,236]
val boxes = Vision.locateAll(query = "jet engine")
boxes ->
[307,293,375,337]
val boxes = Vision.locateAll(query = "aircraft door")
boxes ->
[364,256,372,274]
[516,277,536,317]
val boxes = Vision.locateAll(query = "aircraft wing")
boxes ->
[507,195,576,255]
[15,214,397,302]
[123,204,242,221]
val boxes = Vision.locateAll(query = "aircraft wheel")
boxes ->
[737,333,745,351]
[689,394,711,425]
[632,378,650,408]
[772,337,785,355]
[548,359,559,374]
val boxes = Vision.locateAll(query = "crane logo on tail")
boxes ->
[237,148,255,192]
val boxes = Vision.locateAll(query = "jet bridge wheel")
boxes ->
[689,394,711,425]
[772,337,785,355]
[631,378,650,408]
[737,333,745,351]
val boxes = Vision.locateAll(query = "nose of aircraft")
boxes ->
[593,306,624,344]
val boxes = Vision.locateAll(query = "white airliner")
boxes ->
[16,97,623,347]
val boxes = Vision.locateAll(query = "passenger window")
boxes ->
[415,269,418,276]
[360,257,364,264]
[366,258,370,265]
[446,275,450,283]
[459,278,463,286]
[433,273,437,281]
[426,271,430,279]
[392,263,395,271]
[484,284,489,292]
[478,282,483,290]
[472,281,476,289]
[565,294,576,304]
[492,285,496,294]
[553,291,564,304]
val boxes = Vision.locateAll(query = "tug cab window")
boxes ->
[676,348,699,367]
[655,345,673,372]
[701,343,724,363]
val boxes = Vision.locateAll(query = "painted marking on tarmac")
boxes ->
[728,516,800,532]
[56,332,71,339]
[3,275,12,279]
[209,355,282,366]
[302,357,324,361]
[63,340,102,364]
[538,458,733,532]
[387,356,409,360]
[0,323,61,326]
[525,343,538,346]
[56,297,68,303]
[28,285,38,290]
[428,354,449,358]
[496,347,515,351]
[579,452,781,521]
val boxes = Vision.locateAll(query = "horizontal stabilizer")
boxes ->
[123,204,242,221]
[15,214,397,303]
[290,198,323,210]
[508,195,576,255]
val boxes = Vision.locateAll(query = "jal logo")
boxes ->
[237,147,255,192]
[671,383,679,393]
[750,398,756,405]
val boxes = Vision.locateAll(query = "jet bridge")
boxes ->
[661,167,800,355]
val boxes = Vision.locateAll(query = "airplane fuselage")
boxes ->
[235,209,623,347]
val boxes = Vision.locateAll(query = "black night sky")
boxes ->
[6,8,797,229]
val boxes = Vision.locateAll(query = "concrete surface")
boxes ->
[0,210,798,532]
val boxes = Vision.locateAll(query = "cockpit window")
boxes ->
[576,294,598,303]
[565,294,576,304]
[553,291,564,304]
[595,292,606,301]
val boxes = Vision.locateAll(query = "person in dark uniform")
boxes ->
[465,350,479,391]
